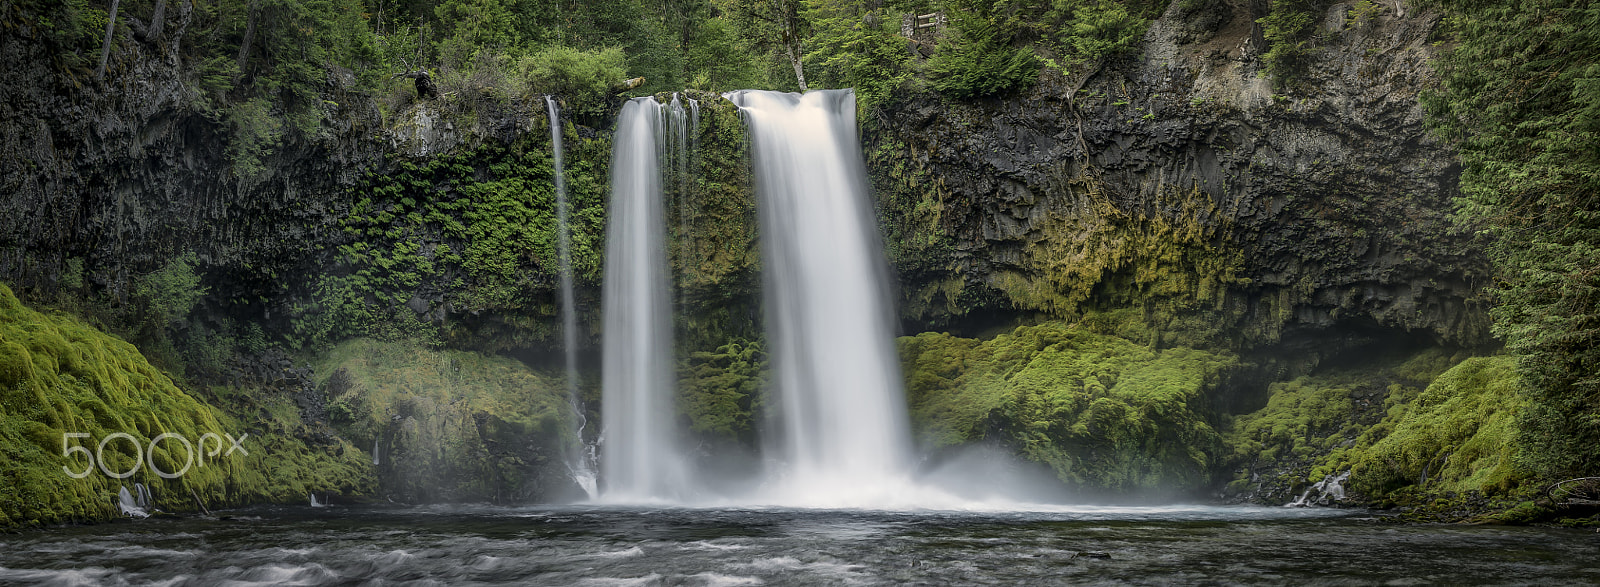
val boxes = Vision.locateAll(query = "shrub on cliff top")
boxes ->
[1257,0,1328,89]
[519,46,628,113]
[928,12,1041,99]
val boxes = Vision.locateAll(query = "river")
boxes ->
[1,505,1596,585]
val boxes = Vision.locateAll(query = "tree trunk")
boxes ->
[148,0,167,41]
[95,0,121,81]
[774,0,806,91]
[237,0,260,75]
[786,40,807,92]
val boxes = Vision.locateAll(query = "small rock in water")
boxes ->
[1080,551,1112,559]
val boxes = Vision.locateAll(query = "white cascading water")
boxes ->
[599,97,688,501]
[726,90,916,506]
[547,96,598,500]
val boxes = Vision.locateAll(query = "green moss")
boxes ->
[1222,350,1531,504]
[1226,377,1358,465]
[0,283,371,529]
[312,338,573,502]
[1350,356,1527,496]
[1477,500,1550,525]
[678,338,765,443]
[899,322,1238,491]
[668,92,763,348]
[870,133,964,325]
[1009,179,1238,306]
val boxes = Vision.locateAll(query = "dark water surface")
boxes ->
[2,505,1597,585]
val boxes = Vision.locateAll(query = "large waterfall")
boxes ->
[727,90,915,505]
[599,97,688,501]
[598,90,932,507]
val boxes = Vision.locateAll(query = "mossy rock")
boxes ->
[899,322,1239,492]
[313,338,579,503]
[0,283,376,529]
[1348,356,1527,496]
[1222,350,1530,505]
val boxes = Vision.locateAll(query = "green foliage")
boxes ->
[803,0,914,108]
[930,0,1154,82]
[1423,0,1600,479]
[435,0,522,59]
[1346,0,1381,29]
[287,274,438,350]
[520,46,628,113]
[1050,0,1147,61]
[298,123,612,351]
[713,0,808,92]
[928,11,1040,99]
[1257,0,1326,88]
[5,0,106,78]
[899,322,1239,491]
[683,17,774,91]
[133,253,208,327]
[223,97,285,181]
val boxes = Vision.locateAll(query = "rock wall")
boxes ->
[0,13,384,307]
[872,1,1489,353]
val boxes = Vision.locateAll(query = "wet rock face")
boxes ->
[0,22,386,309]
[873,3,1488,347]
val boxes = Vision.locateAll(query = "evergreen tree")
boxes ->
[1425,0,1600,479]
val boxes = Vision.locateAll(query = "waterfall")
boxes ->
[600,97,687,501]
[117,484,151,518]
[726,90,914,505]
[548,96,599,500]
[666,94,693,305]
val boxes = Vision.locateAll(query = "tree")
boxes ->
[1424,0,1600,478]
[927,10,1039,99]
[95,0,121,80]
[147,0,169,41]
[716,0,810,90]
[804,0,910,107]
[236,0,259,75]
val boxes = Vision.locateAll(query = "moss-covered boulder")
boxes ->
[1348,356,1526,497]
[0,283,372,529]
[1221,351,1530,508]
[314,339,581,503]
[678,337,765,445]
[900,322,1239,493]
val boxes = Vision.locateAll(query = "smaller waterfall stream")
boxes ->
[547,96,597,499]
